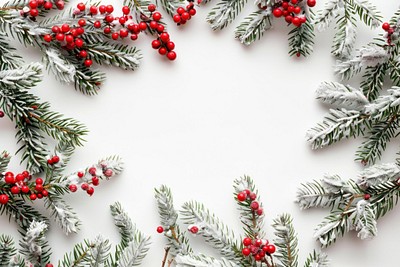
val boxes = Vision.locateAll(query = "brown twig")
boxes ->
[170,226,181,244]
[161,247,171,267]
[29,112,74,135]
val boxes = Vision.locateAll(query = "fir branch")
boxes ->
[349,0,382,28]
[234,9,272,46]
[303,251,329,267]
[314,0,342,31]
[272,214,298,267]
[181,201,241,263]
[0,235,17,266]
[59,239,95,266]
[296,179,344,209]
[352,200,377,240]
[306,108,366,149]
[360,63,387,101]
[0,62,42,90]
[356,162,400,189]
[288,12,315,57]
[19,221,51,266]
[0,151,11,175]
[110,202,135,249]
[206,0,248,30]
[155,0,182,17]
[366,179,400,219]
[174,253,239,267]
[116,234,151,267]
[70,56,105,95]
[364,87,400,120]
[332,13,357,59]
[0,32,22,70]
[88,235,112,266]
[86,43,141,71]
[316,82,369,110]
[42,48,76,84]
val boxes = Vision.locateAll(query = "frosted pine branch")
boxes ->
[0,32,22,70]
[0,62,42,90]
[304,251,329,267]
[356,163,400,189]
[351,0,382,28]
[272,214,299,267]
[234,9,272,46]
[0,151,11,174]
[43,48,76,84]
[207,0,248,30]
[332,16,356,58]
[117,234,151,267]
[316,82,369,110]
[364,87,400,120]
[314,0,342,31]
[352,200,377,240]
[88,235,112,266]
[44,197,80,235]
[0,235,17,266]
[174,253,239,267]
[288,11,315,57]
[19,221,50,266]
[111,202,135,247]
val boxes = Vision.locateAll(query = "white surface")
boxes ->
[1,1,399,266]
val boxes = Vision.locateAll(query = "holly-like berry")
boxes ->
[0,111,4,118]
[69,184,78,192]
[77,3,86,11]
[157,226,164,233]
[273,8,283,17]
[87,186,94,196]
[29,8,39,17]
[166,51,176,61]
[79,50,88,58]
[4,173,15,184]
[382,22,391,31]
[122,6,130,15]
[35,178,43,184]
[21,185,30,194]
[250,201,259,210]
[45,264,54,267]
[30,193,37,200]
[99,5,106,14]
[307,0,316,7]
[89,167,97,176]
[242,247,251,256]
[189,226,199,234]
[81,183,89,191]
[94,20,101,28]
[92,176,100,186]
[139,22,147,31]
[43,34,52,42]
[43,1,52,9]
[237,192,247,202]
[90,5,98,14]
[173,14,181,23]
[148,4,156,12]
[152,40,161,49]
[243,237,252,246]
[160,32,169,42]
[264,244,276,254]
[364,194,371,200]
[0,194,9,205]
[77,171,84,178]
[152,12,162,21]
[106,5,114,13]
[84,59,93,67]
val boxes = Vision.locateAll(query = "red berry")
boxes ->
[249,192,257,200]
[157,24,165,33]
[111,32,119,40]
[106,5,114,13]
[130,34,138,40]
[181,12,190,20]
[160,32,169,42]
[90,5,98,14]
[99,5,106,13]
[37,193,43,199]
[119,17,126,24]
[243,237,252,246]
[166,51,176,60]
[43,34,52,42]
[43,1,52,9]
[307,0,316,7]
[104,27,111,34]
[94,21,101,28]
[158,47,167,55]
[29,0,38,8]
[173,14,181,23]
[78,19,86,26]
[250,201,259,210]
[42,190,49,197]
[61,24,70,33]
[364,194,371,200]
[273,8,282,17]
[300,16,306,23]
[254,254,262,261]
[237,192,246,202]
[291,0,298,4]
[177,7,185,15]
[75,38,84,47]
[76,26,84,34]
[242,247,251,256]
[4,174,15,184]
[120,28,129,38]
[105,15,114,23]
[157,226,164,233]
[22,171,29,178]
[89,167,97,176]
[35,184,43,192]
[87,186,94,196]
[292,16,301,26]
[77,3,85,11]
[35,178,43,184]
[258,250,266,258]
[65,34,74,43]
[29,9,39,17]
[256,208,263,216]
[189,8,196,16]
[92,176,99,186]
[69,184,77,192]
[0,111,4,118]
[282,2,289,9]
[148,4,156,12]
[189,226,199,234]
[0,195,9,205]
[294,6,301,14]
[150,20,158,29]
[265,244,276,254]
[255,239,262,247]
[285,15,293,23]
[166,41,175,50]
[84,59,93,67]
[139,22,147,31]
[122,6,130,14]
[382,22,391,31]
[30,193,37,200]
[56,0,64,10]
[15,174,24,182]
[77,171,84,178]
[287,5,294,13]
[81,183,89,190]
[45,264,53,267]
[21,185,30,194]
[11,186,20,194]
[152,39,161,49]
[79,50,87,58]
[152,12,162,21]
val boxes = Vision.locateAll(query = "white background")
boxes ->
[1,1,399,266]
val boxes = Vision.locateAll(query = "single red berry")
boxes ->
[15,174,24,182]
[45,264,54,267]
[42,189,49,197]
[21,185,30,194]
[30,193,37,200]
[11,186,20,194]
[35,178,43,184]
[166,51,176,60]
[29,9,39,17]
[122,6,130,15]
[79,50,88,58]
[111,32,119,40]
[158,47,167,55]
[243,237,252,246]
[364,194,371,200]
[285,15,293,23]
[37,0,44,6]
[4,174,15,184]
[84,59,93,67]
[189,226,199,234]
[69,184,78,192]
[294,6,301,14]
[70,28,78,37]
[139,22,147,31]
[99,5,106,13]
[105,15,114,23]
[0,195,9,205]
[256,208,263,216]
[177,7,185,15]
[43,34,52,42]
[157,24,165,33]
[104,27,111,34]
[65,34,74,43]
[106,5,114,13]
[265,244,276,254]
[56,0,64,10]
[243,189,251,195]
[291,0,298,4]
[92,176,100,186]
[255,239,262,247]
[75,38,84,47]
[119,17,126,24]
[152,39,161,49]
[181,12,190,20]
[43,1,52,9]
[29,0,38,8]
[150,20,158,29]
[242,247,251,256]
[287,5,294,13]
[148,4,156,12]
[292,16,301,26]
[152,12,162,21]
[0,111,4,118]
[250,201,259,210]
[47,157,54,164]
[61,24,70,33]
[282,2,289,9]
[300,16,306,23]
[237,192,246,202]
[77,3,85,11]
[160,32,169,42]
[173,14,181,23]
[382,22,391,31]
[120,28,129,38]
[90,5,98,14]
[157,226,164,233]
[22,171,29,178]
[35,184,43,192]
[189,8,196,16]
[87,186,94,196]
[254,254,262,261]
[94,21,101,28]
[130,34,138,40]
[89,167,97,176]
[37,193,43,199]
[166,41,175,50]
[307,0,316,7]
[249,192,257,200]
[77,171,84,178]
[258,250,266,258]
[81,183,89,191]
[78,19,86,26]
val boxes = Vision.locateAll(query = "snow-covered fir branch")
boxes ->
[19,221,51,266]
[297,162,400,247]
[234,9,272,46]
[272,214,299,267]
[207,0,248,30]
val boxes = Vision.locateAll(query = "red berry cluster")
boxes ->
[47,155,60,165]
[21,0,65,19]
[0,171,49,204]
[237,189,263,216]
[68,165,113,196]
[172,1,197,26]
[382,22,396,45]
[272,0,316,27]
[241,237,276,261]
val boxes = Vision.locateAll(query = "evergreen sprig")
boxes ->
[156,176,328,267]
[296,163,400,247]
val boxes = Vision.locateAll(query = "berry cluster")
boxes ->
[47,155,60,165]
[0,171,49,204]
[382,22,396,45]
[237,189,263,216]
[172,1,197,26]
[68,165,113,196]
[21,0,65,20]
[271,0,316,27]
[241,236,276,261]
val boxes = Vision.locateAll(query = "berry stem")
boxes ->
[169,226,181,245]
[161,247,171,267]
